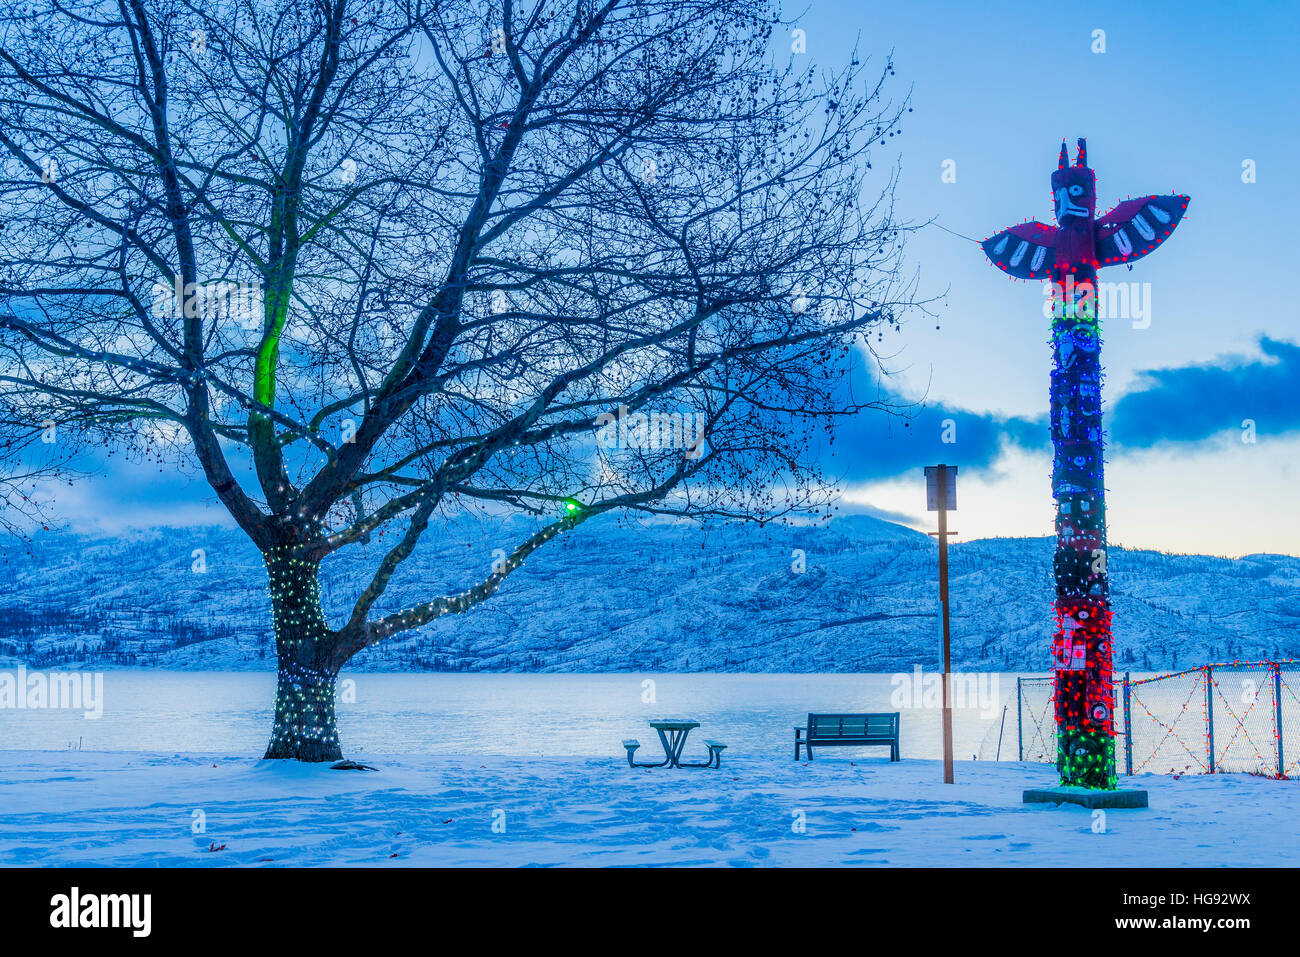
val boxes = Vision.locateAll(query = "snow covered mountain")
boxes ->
[1,514,1296,672]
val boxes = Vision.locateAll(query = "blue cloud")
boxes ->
[831,336,1300,482]
[823,352,1045,482]
[828,398,1043,482]
[22,338,1300,528]
[1110,337,1300,449]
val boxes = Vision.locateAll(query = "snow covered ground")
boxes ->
[1,750,1295,867]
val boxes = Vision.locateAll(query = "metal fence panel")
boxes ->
[1128,668,1210,775]
[1017,660,1299,778]
[1207,664,1278,775]
[1018,676,1056,764]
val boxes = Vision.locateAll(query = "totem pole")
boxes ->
[982,139,1188,789]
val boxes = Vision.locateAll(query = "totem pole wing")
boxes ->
[980,221,1058,279]
[1095,194,1189,266]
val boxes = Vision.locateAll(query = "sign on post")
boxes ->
[925,464,957,511]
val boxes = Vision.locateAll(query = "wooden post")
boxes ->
[937,465,954,785]
[925,464,957,784]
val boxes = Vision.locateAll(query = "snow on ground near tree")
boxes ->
[1,750,1295,866]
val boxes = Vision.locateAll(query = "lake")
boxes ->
[0,671,1049,761]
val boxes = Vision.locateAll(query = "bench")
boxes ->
[794,712,900,761]
[623,737,726,769]
[702,739,727,769]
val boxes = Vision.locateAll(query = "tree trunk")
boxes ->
[261,545,344,762]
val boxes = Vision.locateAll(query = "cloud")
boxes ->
[19,338,1299,532]
[834,500,927,526]
[28,450,236,534]
[830,336,1300,483]
[1110,337,1300,449]
[824,351,1045,483]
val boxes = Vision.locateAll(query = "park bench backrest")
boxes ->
[809,713,898,739]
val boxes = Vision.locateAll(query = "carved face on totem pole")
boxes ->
[1052,139,1095,225]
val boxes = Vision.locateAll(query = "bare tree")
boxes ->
[0,0,918,759]
[0,407,69,539]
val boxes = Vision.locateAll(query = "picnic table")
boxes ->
[622,719,726,769]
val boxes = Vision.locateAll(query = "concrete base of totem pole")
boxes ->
[1023,786,1149,809]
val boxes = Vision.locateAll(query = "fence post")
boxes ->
[1017,676,1024,762]
[1123,671,1133,777]
[996,704,1006,762]
[1275,661,1284,778]
[1205,665,1216,774]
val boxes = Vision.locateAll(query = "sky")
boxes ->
[799,0,1300,556]
[18,0,1300,557]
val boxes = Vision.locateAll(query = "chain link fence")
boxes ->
[1017,676,1057,764]
[1016,661,1297,778]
